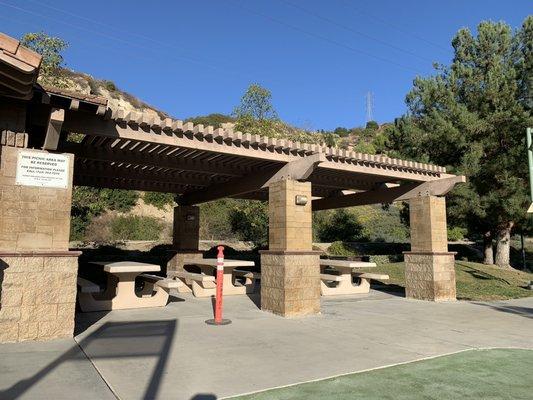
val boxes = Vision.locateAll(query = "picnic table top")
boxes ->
[319,259,376,269]
[183,258,255,268]
[90,261,161,273]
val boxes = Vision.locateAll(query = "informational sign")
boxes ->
[15,151,69,189]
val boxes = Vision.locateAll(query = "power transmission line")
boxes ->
[0,0,265,83]
[228,0,424,75]
[336,0,449,54]
[277,0,435,64]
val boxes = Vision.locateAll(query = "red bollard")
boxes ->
[205,245,232,325]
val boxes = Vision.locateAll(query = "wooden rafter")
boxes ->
[312,176,467,211]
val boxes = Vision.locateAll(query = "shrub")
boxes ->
[104,80,117,91]
[448,226,468,241]
[315,209,367,242]
[365,121,379,130]
[110,215,162,241]
[143,192,174,210]
[200,199,239,241]
[100,189,138,212]
[229,200,268,248]
[327,241,357,257]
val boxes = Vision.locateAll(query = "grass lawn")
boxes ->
[231,349,533,400]
[363,261,533,300]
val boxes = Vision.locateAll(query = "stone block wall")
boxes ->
[172,205,200,251]
[167,250,203,275]
[405,195,456,301]
[0,253,79,342]
[268,179,312,251]
[260,251,321,317]
[0,144,79,342]
[404,252,457,301]
[409,196,448,253]
[0,145,74,252]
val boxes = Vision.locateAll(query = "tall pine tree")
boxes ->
[389,17,533,268]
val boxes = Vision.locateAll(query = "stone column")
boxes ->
[260,179,321,317]
[167,205,202,275]
[0,143,80,343]
[404,195,456,301]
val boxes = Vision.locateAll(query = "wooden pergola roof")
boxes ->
[0,30,461,209]
[37,90,456,205]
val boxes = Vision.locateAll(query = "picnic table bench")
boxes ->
[319,259,389,296]
[170,258,256,297]
[77,261,177,312]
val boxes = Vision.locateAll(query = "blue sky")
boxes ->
[1,0,531,130]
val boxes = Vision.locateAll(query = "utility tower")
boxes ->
[365,91,374,123]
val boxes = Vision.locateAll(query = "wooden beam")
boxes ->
[179,153,325,205]
[312,176,466,211]
[62,110,297,163]
[74,175,192,194]
[75,163,228,187]
[42,108,64,150]
[317,160,455,183]
[61,142,246,177]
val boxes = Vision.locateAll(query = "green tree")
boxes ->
[333,127,350,137]
[365,121,379,131]
[389,18,533,268]
[229,200,268,248]
[234,84,278,120]
[20,32,68,87]
[143,192,174,210]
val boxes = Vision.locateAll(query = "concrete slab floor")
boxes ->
[0,290,532,400]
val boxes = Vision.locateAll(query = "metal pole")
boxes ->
[527,128,533,213]
[521,230,526,271]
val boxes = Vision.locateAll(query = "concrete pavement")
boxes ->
[1,290,532,399]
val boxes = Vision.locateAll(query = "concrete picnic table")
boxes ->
[77,261,178,312]
[319,259,378,296]
[180,258,256,297]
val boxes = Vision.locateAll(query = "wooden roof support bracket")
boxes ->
[179,152,326,205]
[312,175,466,211]
[42,108,65,151]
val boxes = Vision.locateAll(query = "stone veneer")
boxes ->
[172,205,200,251]
[0,253,80,342]
[404,252,456,301]
[261,179,321,317]
[260,251,321,317]
[405,196,456,301]
[167,205,203,275]
[0,144,79,342]
[0,145,73,251]
[167,250,203,275]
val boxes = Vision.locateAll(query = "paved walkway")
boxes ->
[1,291,532,400]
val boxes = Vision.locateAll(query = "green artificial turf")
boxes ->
[231,349,533,400]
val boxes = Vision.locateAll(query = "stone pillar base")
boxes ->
[166,249,203,275]
[260,250,321,317]
[404,251,457,301]
[0,251,81,343]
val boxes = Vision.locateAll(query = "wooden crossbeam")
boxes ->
[75,163,228,187]
[312,176,466,211]
[61,142,246,177]
[42,108,65,150]
[74,175,195,194]
[179,153,325,205]
[61,110,450,182]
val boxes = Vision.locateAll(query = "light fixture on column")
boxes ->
[295,195,308,206]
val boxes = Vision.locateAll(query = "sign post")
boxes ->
[527,128,533,213]
[205,246,232,325]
